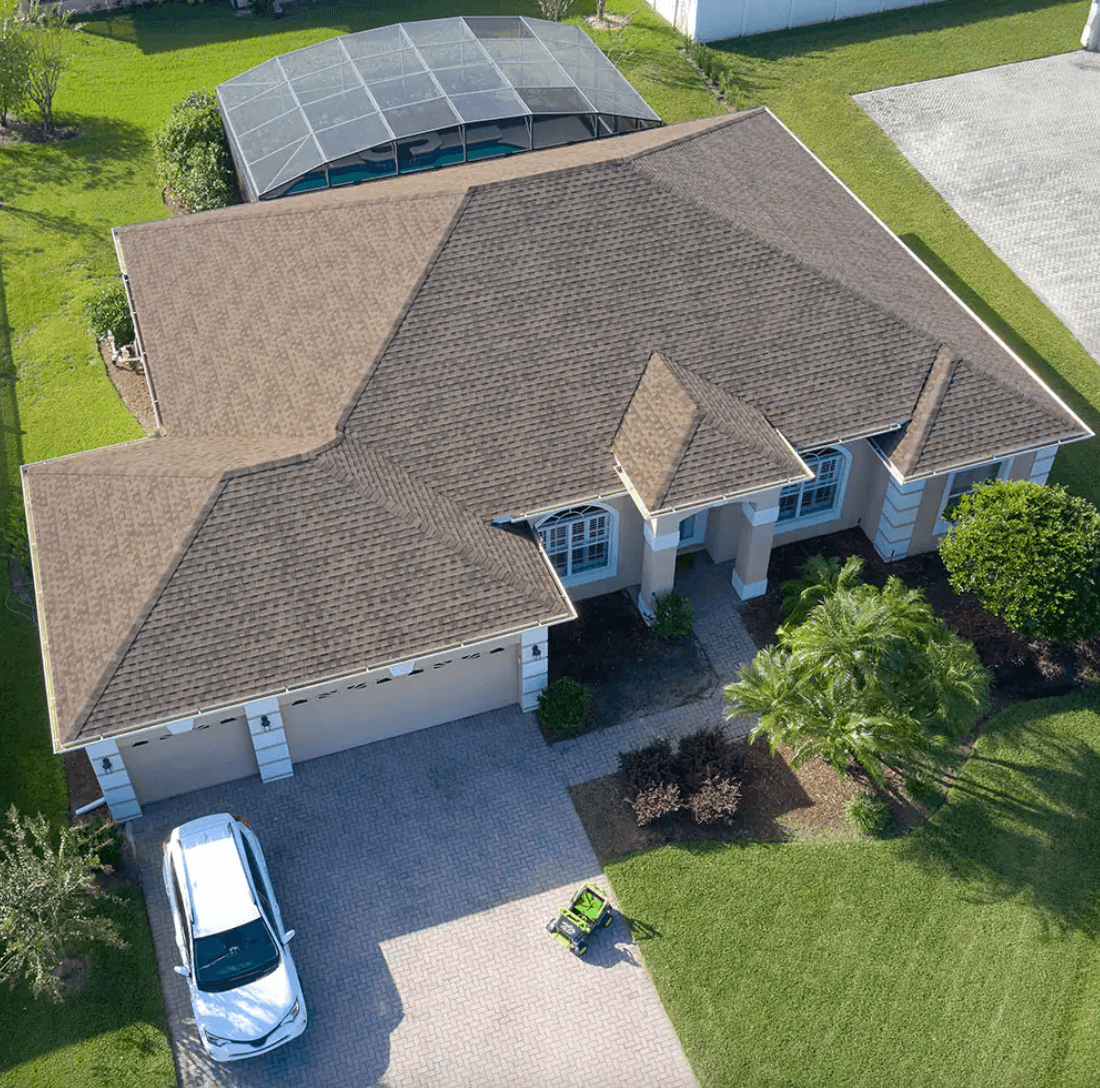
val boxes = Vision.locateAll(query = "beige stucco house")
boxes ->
[21,108,1091,822]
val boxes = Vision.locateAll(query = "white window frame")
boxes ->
[934,459,1010,535]
[535,503,618,588]
[774,446,852,534]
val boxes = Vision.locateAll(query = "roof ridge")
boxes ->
[623,107,764,164]
[319,440,563,613]
[626,156,950,374]
[333,190,475,436]
[70,474,230,741]
[889,343,959,476]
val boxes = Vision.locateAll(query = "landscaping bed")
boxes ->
[546,588,718,739]
[742,528,1100,704]
[571,734,930,865]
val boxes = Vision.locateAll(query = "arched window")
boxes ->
[536,504,617,585]
[776,446,851,528]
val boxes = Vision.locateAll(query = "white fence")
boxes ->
[652,0,949,41]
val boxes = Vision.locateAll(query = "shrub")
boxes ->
[653,592,694,640]
[536,677,590,739]
[939,480,1100,643]
[903,772,943,808]
[844,791,891,837]
[536,0,573,19]
[0,806,126,1001]
[84,281,133,347]
[631,782,683,826]
[686,774,741,825]
[619,737,677,796]
[152,89,235,213]
[676,725,742,792]
[780,554,863,628]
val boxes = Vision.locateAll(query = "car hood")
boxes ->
[193,957,298,1043]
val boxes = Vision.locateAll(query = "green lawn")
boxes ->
[607,689,1100,1088]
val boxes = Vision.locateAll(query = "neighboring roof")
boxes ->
[612,353,809,514]
[26,108,1091,747]
[217,16,660,201]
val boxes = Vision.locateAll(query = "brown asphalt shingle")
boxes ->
[25,109,1091,747]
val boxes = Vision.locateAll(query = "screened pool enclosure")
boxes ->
[217,16,662,202]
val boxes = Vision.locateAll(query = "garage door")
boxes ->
[281,641,519,764]
[120,716,258,805]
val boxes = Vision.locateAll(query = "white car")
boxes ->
[162,813,307,1061]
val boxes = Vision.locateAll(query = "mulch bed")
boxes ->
[99,341,156,434]
[545,589,718,741]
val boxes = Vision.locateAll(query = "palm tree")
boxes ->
[726,573,990,784]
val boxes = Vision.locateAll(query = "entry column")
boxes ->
[638,514,680,619]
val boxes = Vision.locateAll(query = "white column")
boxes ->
[873,478,925,561]
[638,516,680,619]
[1028,445,1058,485]
[85,737,141,822]
[731,500,777,599]
[519,628,549,712]
[245,696,294,784]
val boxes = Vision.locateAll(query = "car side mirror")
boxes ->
[174,964,190,977]
[283,929,296,943]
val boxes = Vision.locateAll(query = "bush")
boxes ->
[939,480,1100,643]
[686,774,741,825]
[844,791,891,837]
[779,554,863,628]
[536,677,590,739]
[152,89,235,213]
[84,281,134,347]
[621,727,744,827]
[653,592,694,640]
[676,724,742,792]
[619,737,677,796]
[903,772,943,808]
[631,782,683,826]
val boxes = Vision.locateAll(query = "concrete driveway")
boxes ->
[855,50,1100,367]
[130,705,699,1088]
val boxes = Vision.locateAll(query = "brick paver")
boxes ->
[855,51,1100,367]
[129,558,760,1088]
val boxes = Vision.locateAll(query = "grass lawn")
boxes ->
[607,689,1100,1088]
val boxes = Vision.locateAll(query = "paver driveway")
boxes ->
[130,704,700,1088]
[855,50,1100,366]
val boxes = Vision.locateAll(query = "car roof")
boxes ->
[176,815,261,938]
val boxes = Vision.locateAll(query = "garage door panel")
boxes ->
[283,643,519,764]
[121,718,258,805]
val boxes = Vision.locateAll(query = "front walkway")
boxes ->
[128,557,758,1088]
[855,51,1100,366]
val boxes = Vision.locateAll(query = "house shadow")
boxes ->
[708,0,1076,63]
[897,698,1100,936]
[0,257,25,557]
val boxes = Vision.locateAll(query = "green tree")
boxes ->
[0,14,28,128]
[725,575,990,783]
[0,808,126,1001]
[21,0,80,137]
[939,479,1100,643]
[779,553,864,629]
[152,88,235,213]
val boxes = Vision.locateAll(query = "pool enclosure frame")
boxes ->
[217,16,663,202]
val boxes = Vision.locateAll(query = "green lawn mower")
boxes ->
[547,882,614,956]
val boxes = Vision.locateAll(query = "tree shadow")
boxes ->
[0,114,148,198]
[708,0,1076,61]
[0,258,27,558]
[897,692,1100,936]
[900,233,1100,438]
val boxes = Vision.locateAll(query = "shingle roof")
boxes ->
[24,108,1091,747]
[612,353,808,513]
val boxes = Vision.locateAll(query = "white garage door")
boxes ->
[120,716,258,805]
[281,641,520,764]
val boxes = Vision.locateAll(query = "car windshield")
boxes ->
[194,918,279,993]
